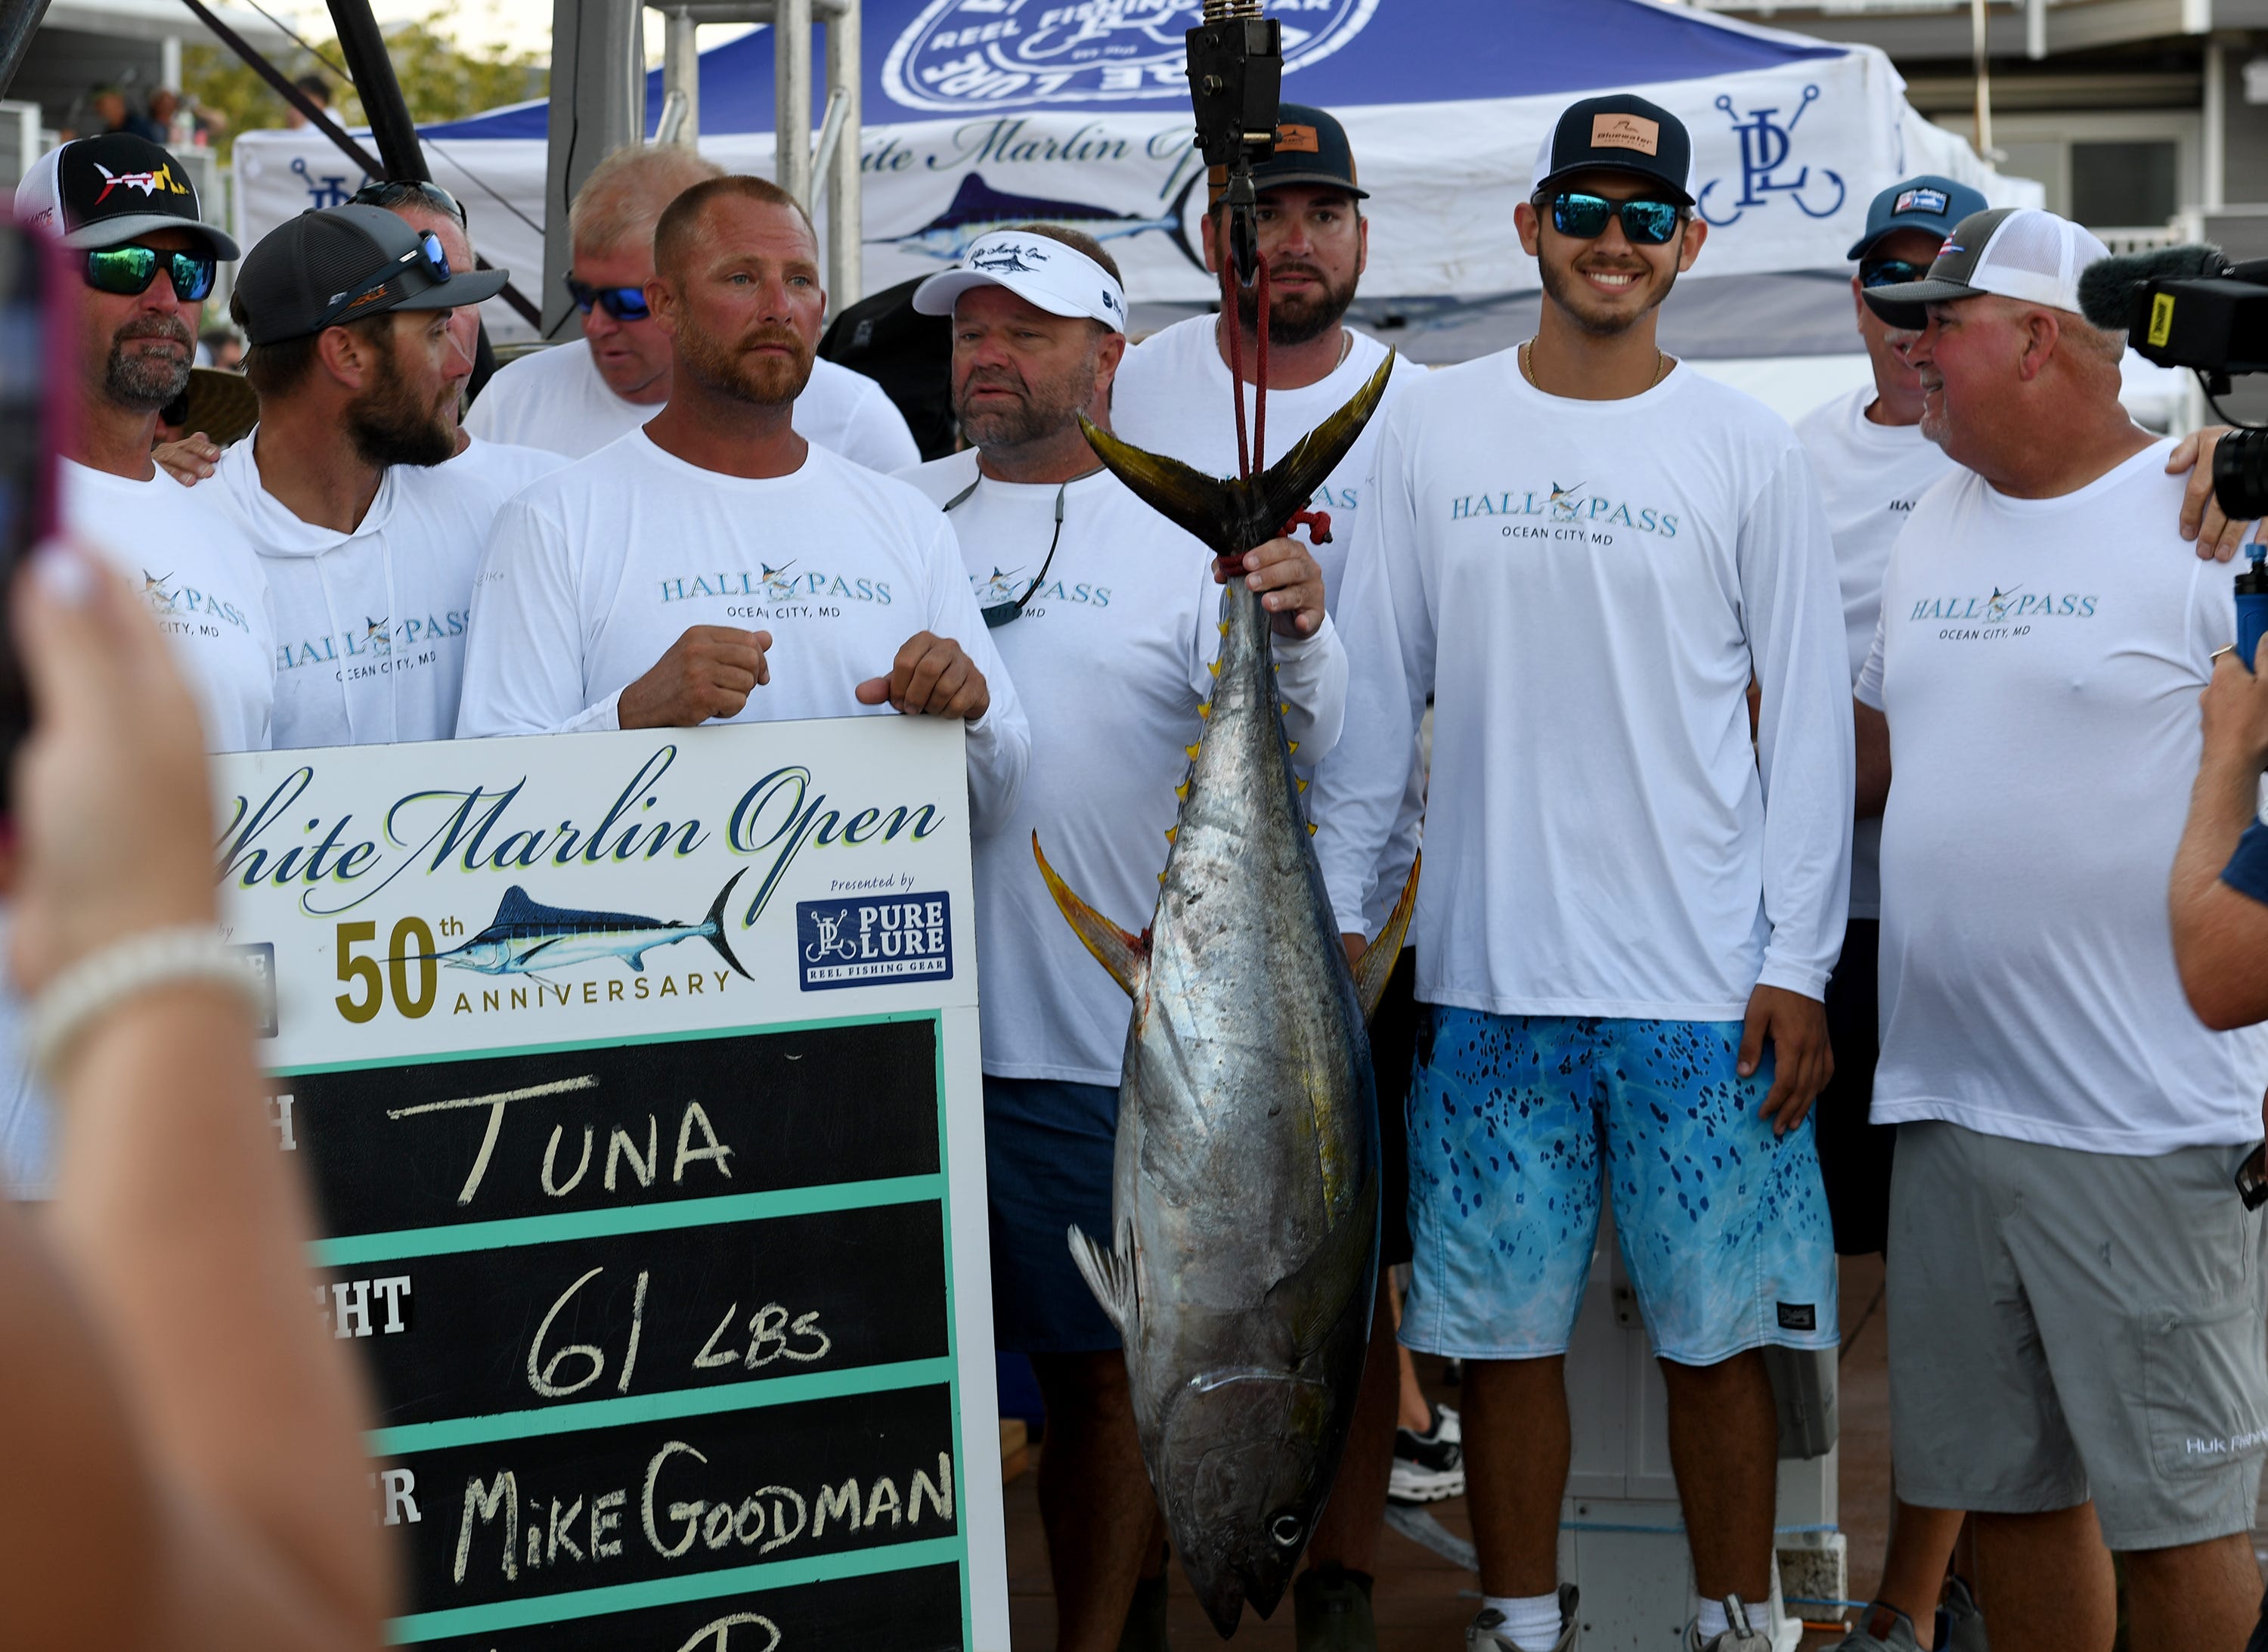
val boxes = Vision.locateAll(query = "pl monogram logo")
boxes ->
[1696,84,1847,228]
[882,0,1377,114]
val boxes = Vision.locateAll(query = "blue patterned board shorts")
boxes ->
[1402,1008,1839,1366]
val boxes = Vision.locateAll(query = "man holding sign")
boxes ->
[457,176,1029,832]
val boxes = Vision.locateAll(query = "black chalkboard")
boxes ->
[280,1015,973,1646]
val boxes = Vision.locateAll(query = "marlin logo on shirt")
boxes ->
[965,567,1112,609]
[973,566,1025,604]
[136,569,253,634]
[278,609,468,671]
[1984,585,2019,623]
[1547,481,1585,522]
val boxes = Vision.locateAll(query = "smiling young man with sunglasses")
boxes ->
[1326,95,1852,1652]
[894,224,1341,1652]
[464,147,918,472]
[14,134,275,760]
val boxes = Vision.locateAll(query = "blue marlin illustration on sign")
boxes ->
[429,870,752,979]
[872,172,1204,269]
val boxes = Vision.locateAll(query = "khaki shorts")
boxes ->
[1888,1120,2268,1551]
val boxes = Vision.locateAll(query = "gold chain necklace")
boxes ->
[1520,338,1671,392]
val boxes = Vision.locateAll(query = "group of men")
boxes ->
[15,75,2268,1652]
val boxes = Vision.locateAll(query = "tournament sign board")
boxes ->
[213,718,1009,1652]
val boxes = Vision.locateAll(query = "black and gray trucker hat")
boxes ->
[1860,206,2112,330]
[233,203,507,345]
[14,132,240,258]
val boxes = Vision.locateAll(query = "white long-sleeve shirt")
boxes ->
[456,431,1029,835]
[1321,355,1853,1020]
[901,449,1346,1085]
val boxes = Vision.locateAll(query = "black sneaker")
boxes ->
[1388,1400,1464,1504]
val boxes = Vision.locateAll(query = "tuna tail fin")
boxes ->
[1032,832,1148,998]
[1078,417,1241,553]
[1068,1220,1139,1336]
[1254,350,1398,528]
[1078,349,1398,559]
[1350,851,1421,1024]
[703,869,754,980]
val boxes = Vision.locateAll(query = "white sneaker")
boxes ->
[1685,1595,1769,1651]
[1388,1401,1465,1504]
[1467,1585,1579,1652]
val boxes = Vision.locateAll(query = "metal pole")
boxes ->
[775,0,813,209]
[824,0,860,307]
[665,6,700,147]
[0,0,54,104]
[543,0,645,337]
[1970,0,1994,160]
[2204,37,2226,214]
[327,0,430,182]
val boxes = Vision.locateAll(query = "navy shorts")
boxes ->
[984,1075,1121,1354]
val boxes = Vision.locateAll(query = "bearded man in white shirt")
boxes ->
[895,224,1344,1652]
[1327,95,1853,1652]
[465,146,919,472]
[457,175,1027,835]
[1852,209,2268,1652]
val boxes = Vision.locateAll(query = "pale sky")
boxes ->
[270,2,748,65]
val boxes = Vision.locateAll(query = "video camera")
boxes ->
[1184,0,1283,284]
[2078,245,2268,521]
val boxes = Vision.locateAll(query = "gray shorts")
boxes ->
[1887,1120,2268,1551]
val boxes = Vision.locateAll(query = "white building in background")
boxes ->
[1694,0,2268,417]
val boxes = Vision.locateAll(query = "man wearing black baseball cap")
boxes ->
[2,132,277,1205]
[1326,92,1852,1652]
[204,203,522,749]
[1111,107,1433,1651]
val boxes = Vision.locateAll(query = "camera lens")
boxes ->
[2212,426,2268,523]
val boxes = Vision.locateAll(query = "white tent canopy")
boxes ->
[231,0,2046,418]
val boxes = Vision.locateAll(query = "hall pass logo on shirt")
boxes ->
[796,891,953,990]
[1909,584,2101,640]
[1448,485,1681,540]
[139,567,258,637]
[279,609,468,674]
[658,566,895,618]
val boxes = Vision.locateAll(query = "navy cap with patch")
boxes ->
[1531,94,1694,209]
[1846,174,1989,262]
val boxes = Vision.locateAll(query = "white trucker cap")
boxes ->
[912,228,1127,332]
[1861,206,2110,330]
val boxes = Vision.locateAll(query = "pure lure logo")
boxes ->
[1696,85,1846,228]
[796,892,953,990]
[881,0,1378,115]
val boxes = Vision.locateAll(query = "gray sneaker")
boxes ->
[1942,1576,1989,1652]
[1833,1604,1923,1651]
[1467,1585,1579,1652]
[1684,1595,1769,1652]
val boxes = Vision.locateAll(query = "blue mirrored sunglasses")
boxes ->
[567,278,651,321]
[1548,191,1683,246]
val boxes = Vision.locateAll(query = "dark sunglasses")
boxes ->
[1547,191,1684,246]
[83,244,217,302]
[349,178,469,228]
[568,278,652,321]
[1860,257,1931,290]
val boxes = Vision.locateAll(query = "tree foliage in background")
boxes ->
[181,9,547,161]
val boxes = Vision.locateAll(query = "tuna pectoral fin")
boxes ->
[1272,1173,1380,1360]
[1350,851,1421,1024]
[1067,1222,1139,1337]
[704,868,753,980]
[1031,832,1148,998]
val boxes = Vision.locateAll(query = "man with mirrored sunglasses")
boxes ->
[895,225,1342,1652]
[1328,93,1852,1652]
[466,147,918,472]
[2,132,276,1203]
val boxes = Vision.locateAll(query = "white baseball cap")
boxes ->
[912,228,1127,333]
[1861,206,2110,330]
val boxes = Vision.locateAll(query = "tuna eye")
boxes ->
[1270,1513,1303,1548]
